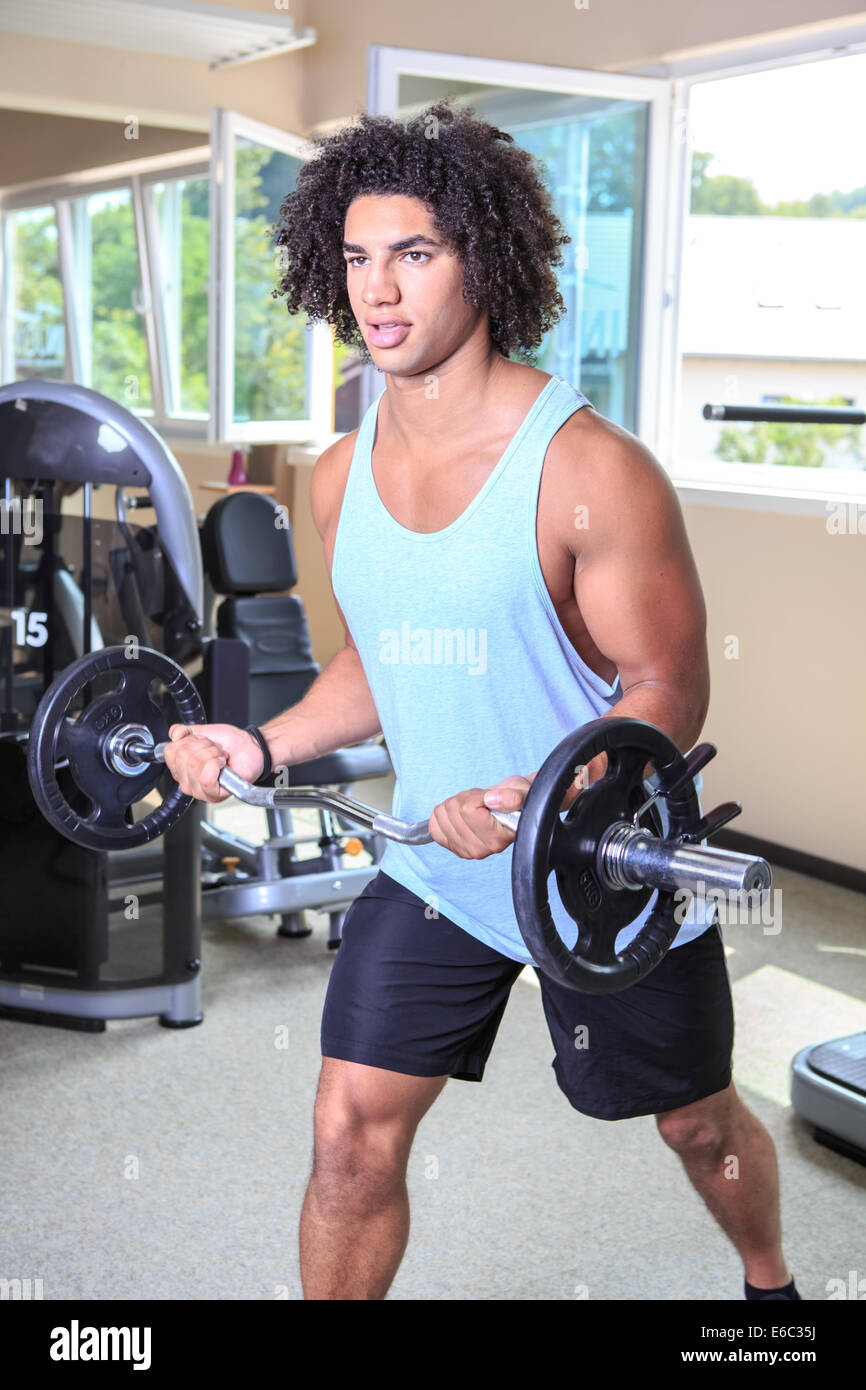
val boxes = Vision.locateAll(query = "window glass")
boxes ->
[396,79,650,431]
[151,176,209,416]
[6,206,65,381]
[233,138,309,424]
[681,53,866,470]
[68,188,153,411]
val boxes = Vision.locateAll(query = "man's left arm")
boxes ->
[484,428,710,813]
[434,426,711,850]
[566,427,710,783]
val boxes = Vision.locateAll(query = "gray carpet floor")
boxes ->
[1,781,864,1301]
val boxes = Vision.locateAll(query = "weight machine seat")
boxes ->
[265,742,391,786]
[200,491,391,786]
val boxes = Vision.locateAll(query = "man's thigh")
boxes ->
[536,920,735,1121]
[321,871,523,1083]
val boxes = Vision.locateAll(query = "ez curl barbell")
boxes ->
[26,646,771,996]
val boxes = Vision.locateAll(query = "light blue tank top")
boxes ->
[331,373,716,965]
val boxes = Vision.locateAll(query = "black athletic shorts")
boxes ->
[320,870,735,1121]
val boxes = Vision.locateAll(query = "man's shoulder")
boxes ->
[549,403,671,493]
[545,404,681,557]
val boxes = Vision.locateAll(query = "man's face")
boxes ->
[342,193,484,375]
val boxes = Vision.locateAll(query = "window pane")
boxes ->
[396,80,649,431]
[233,138,309,424]
[152,176,209,416]
[680,53,866,471]
[70,188,152,410]
[6,206,65,380]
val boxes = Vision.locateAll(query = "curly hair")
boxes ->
[272,101,570,363]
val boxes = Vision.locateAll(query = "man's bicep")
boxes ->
[574,445,709,702]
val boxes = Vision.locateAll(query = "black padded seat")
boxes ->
[200,491,391,786]
[267,743,392,787]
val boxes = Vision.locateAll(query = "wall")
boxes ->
[1,0,859,142]
[0,110,204,189]
[682,501,866,868]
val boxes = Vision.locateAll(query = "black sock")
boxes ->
[744,1276,801,1300]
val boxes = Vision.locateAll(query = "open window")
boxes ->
[664,48,866,500]
[371,38,866,505]
[140,162,210,425]
[0,113,335,446]
[1,204,67,383]
[370,47,673,449]
[208,109,334,445]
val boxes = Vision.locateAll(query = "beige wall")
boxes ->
[0,110,204,189]
[278,449,343,665]
[61,445,280,527]
[682,501,866,868]
[3,0,865,870]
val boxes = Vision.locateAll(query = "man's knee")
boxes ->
[312,1119,405,1211]
[311,1058,446,1206]
[655,1084,737,1158]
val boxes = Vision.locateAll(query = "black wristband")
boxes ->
[244,725,273,784]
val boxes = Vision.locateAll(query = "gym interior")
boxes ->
[0,0,864,1317]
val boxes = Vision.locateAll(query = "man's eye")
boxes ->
[346,252,428,266]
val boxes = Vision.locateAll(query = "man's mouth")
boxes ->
[366,321,411,348]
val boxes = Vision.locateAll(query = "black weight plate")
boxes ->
[511,716,701,995]
[27,645,206,851]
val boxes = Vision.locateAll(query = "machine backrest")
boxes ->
[199,491,320,726]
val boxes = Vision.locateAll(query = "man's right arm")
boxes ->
[257,435,383,774]
[165,437,383,800]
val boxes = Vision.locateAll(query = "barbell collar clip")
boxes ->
[677,800,742,845]
[655,742,717,800]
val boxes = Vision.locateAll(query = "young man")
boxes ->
[165,103,799,1303]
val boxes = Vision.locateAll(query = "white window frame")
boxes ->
[370,34,866,515]
[209,108,334,445]
[369,46,672,452]
[0,201,68,383]
[633,23,866,513]
[137,161,210,428]
[0,147,211,439]
[0,128,335,447]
